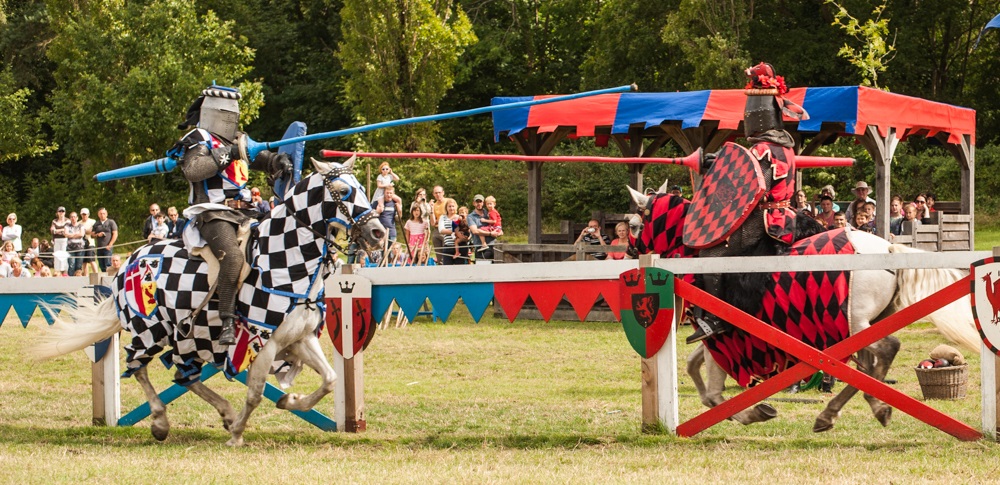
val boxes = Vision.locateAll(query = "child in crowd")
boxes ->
[852,211,875,235]
[403,205,429,264]
[370,161,400,207]
[453,207,471,262]
[1,241,17,263]
[148,212,169,242]
[479,195,503,237]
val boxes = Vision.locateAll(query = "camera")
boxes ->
[587,228,595,233]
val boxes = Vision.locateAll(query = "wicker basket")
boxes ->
[914,364,968,400]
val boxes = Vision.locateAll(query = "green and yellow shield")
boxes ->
[619,268,674,358]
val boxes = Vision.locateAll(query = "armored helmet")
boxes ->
[177,85,242,142]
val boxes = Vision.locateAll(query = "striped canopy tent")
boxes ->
[491,86,976,243]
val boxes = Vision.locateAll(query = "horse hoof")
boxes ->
[813,419,834,433]
[751,403,778,422]
[276,393,294,410]
[226,436,244,447]
[151,424,169,441]
[875,406,893,427]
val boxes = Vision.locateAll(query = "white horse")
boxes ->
[33,157,385,446]
[628,189,981,431]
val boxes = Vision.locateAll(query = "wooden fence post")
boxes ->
[329,265,367,432]
[638,254,678,433]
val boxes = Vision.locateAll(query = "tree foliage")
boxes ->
[338,0,476,151]
[3,0,1000,243]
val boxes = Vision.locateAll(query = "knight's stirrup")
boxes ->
[219,317,236,346]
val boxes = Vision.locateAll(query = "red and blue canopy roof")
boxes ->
[491,86,975,145]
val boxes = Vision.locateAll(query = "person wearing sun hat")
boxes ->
[687,62,810,344]
[845,181,876,223]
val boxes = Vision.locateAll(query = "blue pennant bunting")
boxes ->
[391,286,432,322]
[369,283,496,324]
[371,285,395,321]
[455,283,495,322]
[0,294,69,327]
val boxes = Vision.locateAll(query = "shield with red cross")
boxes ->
[619,268,675,358]
[683,142,766,249]
[123,255,163,318]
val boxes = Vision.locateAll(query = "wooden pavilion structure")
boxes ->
[491,86,976,244]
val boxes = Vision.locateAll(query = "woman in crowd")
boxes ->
[413,188,433,226]
[436,200,459,265]
[608,222,632,260]
[50,207,69,275]
[2,213,22,252]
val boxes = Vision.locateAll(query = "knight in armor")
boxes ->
[687,63,809,344]
[169,86,292,345]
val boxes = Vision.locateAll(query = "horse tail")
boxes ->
[31,297,121,361]
[889,244,981,354]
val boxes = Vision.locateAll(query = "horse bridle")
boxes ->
[320,167,377,254]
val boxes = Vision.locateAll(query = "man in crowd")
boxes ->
[142,203,160,239]
[574,219,610,260]
[816,195,836,228]
[466,194,496,262]
[91,207,118,272]
[166,206,187,239]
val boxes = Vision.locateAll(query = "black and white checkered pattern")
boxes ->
[113,163,372,385]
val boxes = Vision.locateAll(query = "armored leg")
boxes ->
[688,272,733,344]
[201,219,244,346]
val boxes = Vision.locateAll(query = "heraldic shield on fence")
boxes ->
[971,258,1000,356]
[619,268,674,359]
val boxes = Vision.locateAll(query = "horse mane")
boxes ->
[888,243,981,353]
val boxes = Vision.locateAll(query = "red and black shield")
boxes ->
[683,142,766,249]
[326,297,376,358]
[619,268,675,358]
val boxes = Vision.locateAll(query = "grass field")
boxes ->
[2,305,998,483]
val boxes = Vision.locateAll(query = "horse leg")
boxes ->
[226,341,279,447]
[184,376,236,431]
[275,335,338,412]
[692,343,777,424]
[813,336,900,432]
[859,335,900,426]
[133,366,170,441]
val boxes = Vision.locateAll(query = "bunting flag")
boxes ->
[975,12,1000,49]
[372,283,495,323]
[367,280,617,324]
[0,294,71,327]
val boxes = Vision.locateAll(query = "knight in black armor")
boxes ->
[687,63,809,344]
[169,86,292,345]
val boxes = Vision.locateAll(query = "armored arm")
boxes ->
[176,139,239,183]
[249,149,293,188]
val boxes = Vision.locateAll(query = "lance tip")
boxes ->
[629,83,638,92]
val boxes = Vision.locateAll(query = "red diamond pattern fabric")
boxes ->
[704,228,855,387]
[683,143,766,249]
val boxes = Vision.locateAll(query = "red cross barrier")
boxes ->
[673,275,982,441]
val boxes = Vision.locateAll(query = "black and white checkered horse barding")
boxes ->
[114,168,373,385]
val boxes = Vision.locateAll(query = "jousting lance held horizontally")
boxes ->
[94,84,639,182]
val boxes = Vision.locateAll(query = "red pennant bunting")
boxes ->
[561,280,611,321]
[493,282,530,322]
[526,282,566,322]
